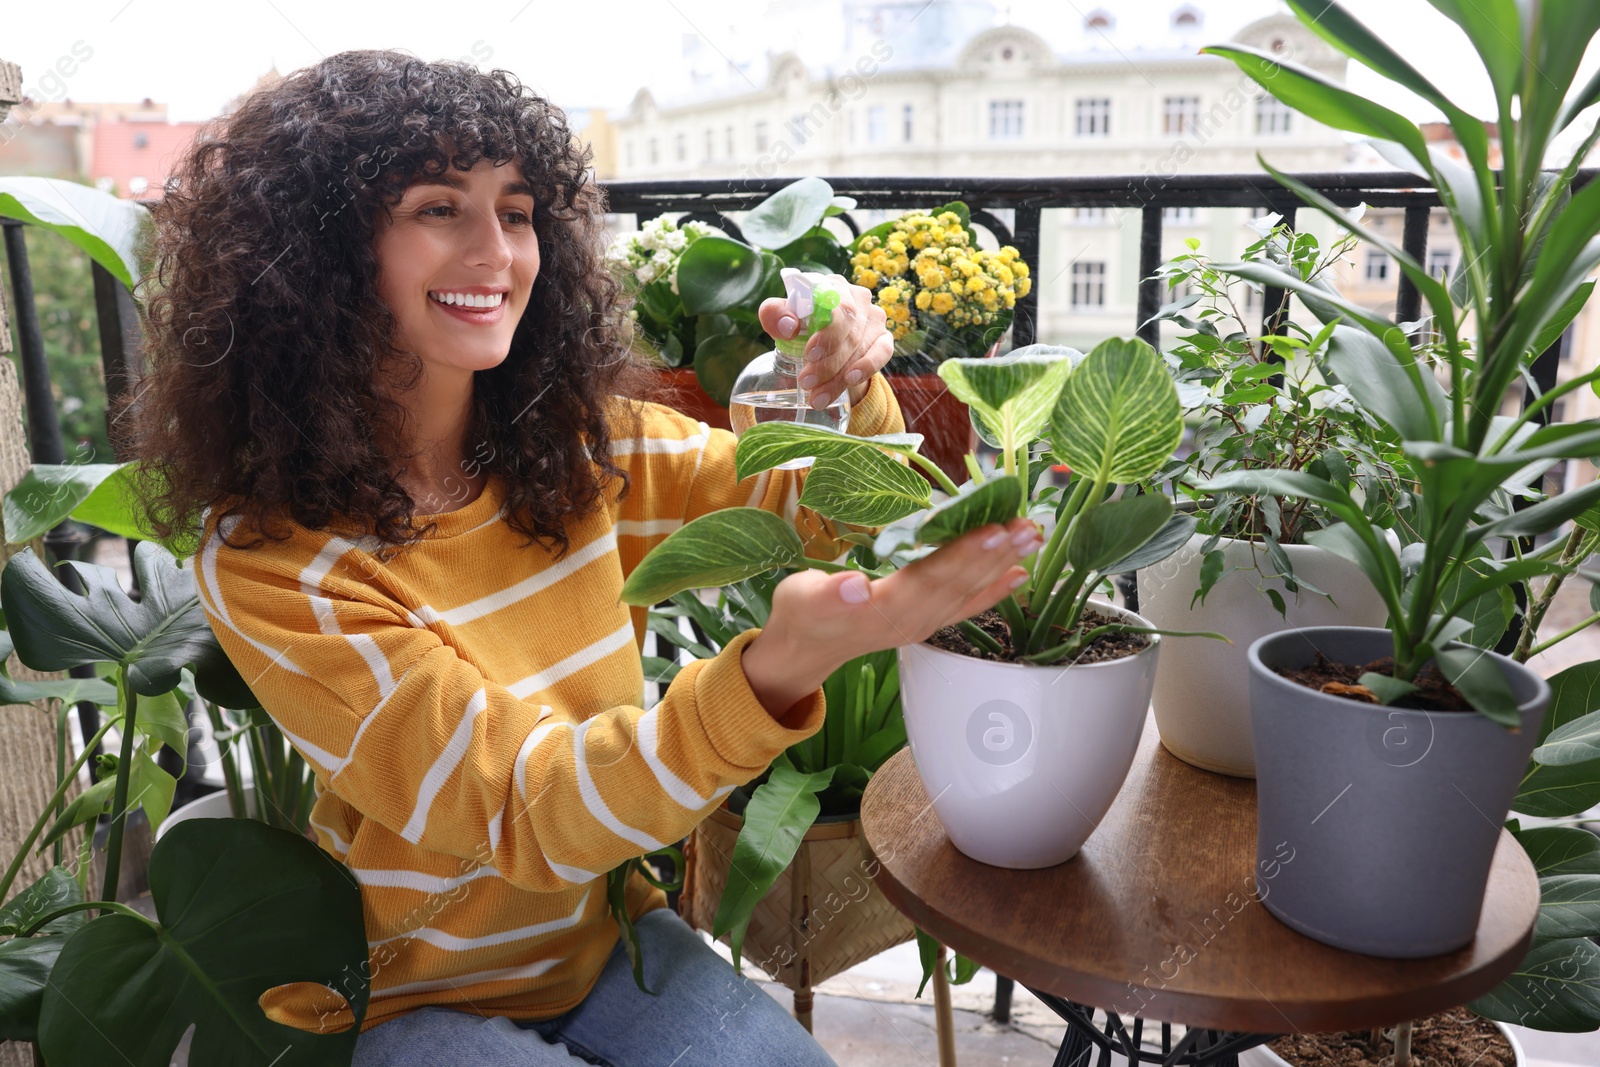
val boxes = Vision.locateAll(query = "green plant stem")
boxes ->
[994,594,1030,652]
[1526,610,1600,659]
[959,619,1004,656]
[964,453,985,485]
[283,748,308,831]
[247,722,277,829]
[906,452,960,497]
[0,714,120,907]
[100,673,140,906]
[14,898,152,938]
[1514,525,1597,662]
[1028,477,1093,608]
[205,701,247,820]
[53,703,69,867]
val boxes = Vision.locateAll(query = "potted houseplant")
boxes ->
[1137,222,1411,777]
[632,572,915,1031]
[0,539,369,1065]
[847,203,1031,485]
[1197,0,1600,959]
[618,338,1222,871]
[643,176,860,427]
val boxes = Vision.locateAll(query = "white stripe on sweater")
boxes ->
[608,431,708,456]
[195,527,310,678]
[573,717,668,851]
[370,889,590,952]
[636,706,733,811]
[399,688,488,843]
[614,517,682,537]
[508,620,634,699]
[351,864,503,894]
[412,529,618,628]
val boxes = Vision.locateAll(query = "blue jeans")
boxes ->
[352,909,837,1066]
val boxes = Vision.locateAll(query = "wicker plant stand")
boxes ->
[679,804,916,1032]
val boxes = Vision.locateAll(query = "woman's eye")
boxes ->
[420,204,455,218]
[502,210,532,226]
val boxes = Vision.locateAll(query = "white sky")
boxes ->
[3,0,1594,124]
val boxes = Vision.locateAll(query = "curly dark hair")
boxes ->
[123,49,656,558]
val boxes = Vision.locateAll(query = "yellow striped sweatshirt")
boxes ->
[194,372,904,1034]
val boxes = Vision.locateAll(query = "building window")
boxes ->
[789,113,811,146]
[1365,250,1390,282]
[1256,94,1293,135]
[867,104,887,144]
[1427,248,1453,280]
[1164,96,1200,136]
[1163,206,1198,224]
[1071,261,1107,308]
[1075,97,1110,137]
[754,121,768,152]
[649,138,659,165]
[676,132,687,162]
[990,99,1024,140]
[903,103,914,142]
[1073,207,1109,224]
[704,129,714,161]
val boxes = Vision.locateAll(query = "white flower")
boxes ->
[636,261,659,285]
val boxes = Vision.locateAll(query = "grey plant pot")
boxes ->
[1248,626,1548,958]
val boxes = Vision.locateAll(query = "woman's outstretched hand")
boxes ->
[741,517,1045,721]
[758,274,893,410]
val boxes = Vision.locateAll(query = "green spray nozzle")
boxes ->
[809,286,842,335]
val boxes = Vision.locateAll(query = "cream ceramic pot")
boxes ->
[895,600,1159,870]
[1136,533,1389,778]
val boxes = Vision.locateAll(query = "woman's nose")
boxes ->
[465,210,514,272]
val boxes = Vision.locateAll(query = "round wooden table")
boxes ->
[860,721,1541,1066]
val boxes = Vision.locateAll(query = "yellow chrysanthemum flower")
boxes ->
[857,268,880,289]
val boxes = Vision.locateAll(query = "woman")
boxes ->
[127,50,1041,1066]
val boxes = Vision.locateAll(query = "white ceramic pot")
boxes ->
[1136,533,1390,778]
[154,789,258,842]
[895,599,1159,869]
[1238,1019,1524,1067]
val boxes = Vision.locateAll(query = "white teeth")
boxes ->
[430,291,504,308]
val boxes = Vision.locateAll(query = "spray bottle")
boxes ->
[728,268,852,469]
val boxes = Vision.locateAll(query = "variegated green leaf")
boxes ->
[1050,337,1182,485]
[798,452,930,527]
[734,422,924,481]
[916,476,1022,545]
[938,346,1077,452]
[619,509,804,605]
[1068,494,1173,575]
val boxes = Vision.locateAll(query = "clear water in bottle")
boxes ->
[728,388,851,470]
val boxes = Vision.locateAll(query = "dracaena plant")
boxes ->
[1149,222,1415,614]
[1195,0,1600,725]
[618,337,1219,670]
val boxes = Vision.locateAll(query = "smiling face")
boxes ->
[372,159,539,381]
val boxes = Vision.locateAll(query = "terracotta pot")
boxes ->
[885,343,996,488]
[647,367,731,431]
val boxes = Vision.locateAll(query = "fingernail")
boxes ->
[811,390,831,409]
[1008,572,1028,590]
[845,368,863,385]
[982,529,1008,550]
[778,314,800,338]
[1010,526,1038,548]
[799,373,819,389]
[840,575,870,603]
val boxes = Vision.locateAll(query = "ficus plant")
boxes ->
[1195,0,1600,725]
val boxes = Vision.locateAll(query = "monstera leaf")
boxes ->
[37,819,369,1066]
[0,868,85,1042]
[1,542,251,705]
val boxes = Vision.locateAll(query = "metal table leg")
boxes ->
[1025,988,1276,1067]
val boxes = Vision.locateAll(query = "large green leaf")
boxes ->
[937,346,1076,452]
[1515,825,1600,877]
[1533,708,1600,767]
[916,475,1022,545]
[1100,512,1198,575]
[1515,661,1600,818]
[0,670,118,708]
[1434,645,1519,726]
[1470,936,1600,1032]
[1050,337,1181,485]
[734,422,924,481]
[0,177,148,289]
[675,237,769,315]
[2,542,216,697]
[1200,45,1429,163]
[693,331,766,408]
[0,867,87,938]
[741,177,835,250]
[0,869,85,1041]
[772,225,850,274]
[38,819,369,1066]
[619,509,805,605]
[798,451,931,527]
[713,757,834,968]
[1304,522,1401,607]
[1068,494,1173,575]
[1535,873,1600,940]
[3,463,124,545]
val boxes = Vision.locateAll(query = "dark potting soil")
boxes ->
[1266,1008,1514,1067]
[927,607,1151,665]
[1276,653,1473,712]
